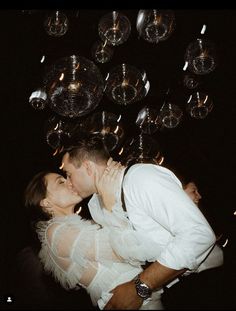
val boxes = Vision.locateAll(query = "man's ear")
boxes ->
[84,160,96,176]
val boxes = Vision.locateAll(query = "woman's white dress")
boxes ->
[36,214,163,309]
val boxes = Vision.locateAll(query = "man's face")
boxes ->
[62,153,95,199]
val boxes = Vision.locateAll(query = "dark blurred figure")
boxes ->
[4,197,94,311]
[8,246,94,310]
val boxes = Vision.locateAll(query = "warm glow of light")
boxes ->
[158,156,164,165]
[40,55,45,63]
[201,24,207,34]
[118,147,124,155]
[187,94,192,103]
[203,95,208,104]
[114,125,119,134]
[59,73,64,81]
[117,114,122,122]
[59,162,64,170]
[222,238,228,248]
[122,79,129,87]
[68,82,81,91]
[76,206,82,215]
[53,148,58,156]
[183,61,188,71]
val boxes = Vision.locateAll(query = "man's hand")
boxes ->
[104,280,143,310]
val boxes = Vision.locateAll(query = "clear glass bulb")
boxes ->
[44,10,69,37]
[91,40,114,63]
[119,134,162,165]
[98,11,131,46]
[136,10,175,43]
[183,73,200,89]
[160,102,183,128]
[45,117,72,149]
[135,106,160,134]
[43,55,104,118]
[105,64,150,105]
[82,111,124,151]
[185,38,217,75]
[186,92,213,119]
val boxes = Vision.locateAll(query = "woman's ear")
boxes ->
[40,199,55,216]
[40,198,50,209]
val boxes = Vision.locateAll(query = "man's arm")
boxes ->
[104,261,186,310]
[105,165,216,309]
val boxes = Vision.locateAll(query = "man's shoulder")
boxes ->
[124,164,182,187]
[125,163,170,176]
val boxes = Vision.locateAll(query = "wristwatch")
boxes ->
[134,274,152,300]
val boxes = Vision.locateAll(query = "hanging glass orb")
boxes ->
[185,38,217,75]
[91,40,114,63]
[183,73,200,89]
[43,55,104,118]
[160,102,183,128]
[45,116,73,149]
[82,111,124,151]
[105,64,150,105]
[119,134,162,165]
[136,10,175,43]
[98,11,131,46]
[44,10,69,37]
[186,92,213,119]
[135,106,160,134]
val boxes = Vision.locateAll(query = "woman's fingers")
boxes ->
[105,162,123,179]
[94,168,100,192]
[106,157,113,166]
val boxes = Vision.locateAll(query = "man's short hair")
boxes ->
[64,133,110,167]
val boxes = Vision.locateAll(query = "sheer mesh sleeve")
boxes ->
[37,217,101,290]
[37,216,124,290]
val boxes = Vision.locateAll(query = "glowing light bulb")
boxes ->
[44,10,69,37]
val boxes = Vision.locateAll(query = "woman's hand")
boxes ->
[95,158,124,211]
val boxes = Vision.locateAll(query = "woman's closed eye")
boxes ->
[58,178,66,184]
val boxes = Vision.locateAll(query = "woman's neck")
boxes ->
[54,205,75,217]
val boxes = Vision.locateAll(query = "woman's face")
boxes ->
[45,173,82,209]
[184,182,202,205]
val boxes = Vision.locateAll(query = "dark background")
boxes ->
[1,9,235,309]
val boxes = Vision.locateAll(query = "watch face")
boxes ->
[135,278,152,299]
[139,284,151,297]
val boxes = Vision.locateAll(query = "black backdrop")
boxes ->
[1,9,235,309]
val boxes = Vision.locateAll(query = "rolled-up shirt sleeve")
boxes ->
[123,164,216,271]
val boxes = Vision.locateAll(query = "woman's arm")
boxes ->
[42,221,100,289]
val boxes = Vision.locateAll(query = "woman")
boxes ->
[24,161,163,310]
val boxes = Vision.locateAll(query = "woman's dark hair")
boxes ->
[24,171,52,226]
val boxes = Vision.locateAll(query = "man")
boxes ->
[62,134,218,310]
